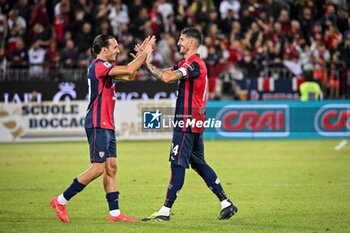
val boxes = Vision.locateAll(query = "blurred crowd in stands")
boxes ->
[0,0,349,98]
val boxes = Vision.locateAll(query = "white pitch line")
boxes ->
[334,140,348,151]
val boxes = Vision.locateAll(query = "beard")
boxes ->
[179,46,188,55]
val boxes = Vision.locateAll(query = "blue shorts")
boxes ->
[169,130,207,168]
[85,128,117,163]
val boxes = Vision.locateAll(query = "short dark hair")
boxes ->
[91,34,114,58]
[180,27,203,46]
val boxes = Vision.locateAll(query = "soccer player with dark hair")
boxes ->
[50,34,155,223]
[141,27,238,221]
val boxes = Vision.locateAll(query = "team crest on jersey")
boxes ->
[103,62,112,68]
[99,151,105,158]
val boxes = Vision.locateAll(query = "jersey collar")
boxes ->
[185,53,200,62]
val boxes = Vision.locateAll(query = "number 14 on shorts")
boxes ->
[171,143,179,156]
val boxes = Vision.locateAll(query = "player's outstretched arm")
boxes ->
[143,53,182,83]
[110,36,155,80]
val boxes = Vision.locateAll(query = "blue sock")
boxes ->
[63,178,86,201]
[191,163,224,194]
[106,192,119,211]
[165,163,185,207]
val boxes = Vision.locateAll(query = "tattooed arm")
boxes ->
[144,58,183,83]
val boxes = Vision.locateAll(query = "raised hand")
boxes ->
[130,36,156,59]
[143,35,156,55]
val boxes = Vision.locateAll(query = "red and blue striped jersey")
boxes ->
[172,54,208,133]
[85,59,115,130]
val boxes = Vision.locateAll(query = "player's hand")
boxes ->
[130,36,155,59]
[130,36,151,58]
[143,35,156,55]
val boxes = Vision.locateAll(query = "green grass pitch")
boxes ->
[0,139,349,233]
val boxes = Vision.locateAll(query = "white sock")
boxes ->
[220,199,232,209]
[158,206,171,216]
[57,194,68,205]
[109,209,121,216]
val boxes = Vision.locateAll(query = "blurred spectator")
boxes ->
[157,0,174,23]
[7,10,26,36]
[322,4,337,28]
[78,48,91,68]
[221,10,236,36]
[300,71,322,101]
[229,21,243,42]
[263,0,281,19]
[266,39,283,63]
[239,7,255,33]
[324,22,342,52]
[163,14,177,37]
[157,32,175,68]
[127,0,145,22]
[74,22,93,55]
[46,42,61,80]
[0,45,6,75]
[312,42,331,90]
[175,0,193,29]
[108,0,129,37]
[278,9,291,36]
[29,0,50,28]
[299,7,314,39]
[28,23,52,47]
[295,38,315,77]
[46,42,60,70]
[6,25,22,53]
[117,23,133,47]
[28,40,46,78]
[328,52,342,99]
[93,0,111,34]
[60,39,78,68]
[149,1,163,37]
[336,8,349,34]
[0,7,7,45]
[130,7,150,41]
[54,0,71,22]
[96,19,113,36]
[54,0,71,46]
[13,0,31,23]
[219,0,240,20]
[238,48,260,78]
[339,34,350,68]
[8,38,28,68]
[190,0,216,23]
[73,0,93,16]
[70,9,86,42]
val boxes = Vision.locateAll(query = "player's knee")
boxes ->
[106,163,117,177]
[96,168,105,177]
[91,164,105,177]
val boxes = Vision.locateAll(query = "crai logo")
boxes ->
[314,104,350,137]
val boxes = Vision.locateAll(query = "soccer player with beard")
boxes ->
[141,27,237,221]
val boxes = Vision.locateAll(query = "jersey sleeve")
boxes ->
[171,62,180,71]
[178,61,201,80]
[95,61,113,79]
